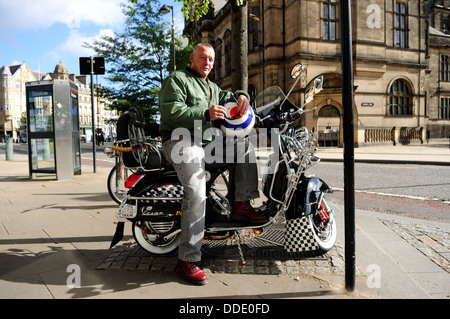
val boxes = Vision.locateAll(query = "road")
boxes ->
[80,142,116,168]
[3,142,450,223]
[307,161,450,223]
[307,161,450,202]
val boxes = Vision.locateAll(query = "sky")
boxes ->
[0,0,185,82]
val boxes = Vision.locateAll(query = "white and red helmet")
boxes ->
[220,100,255,138]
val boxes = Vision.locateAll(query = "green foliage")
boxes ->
[176,0,251,20]
[84,0,251,122]
[85,0,189,122]
[175,0,210,20]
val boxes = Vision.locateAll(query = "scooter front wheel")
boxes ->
[132,220,181,254]
[307,198,337,252]
[308,216,336,252]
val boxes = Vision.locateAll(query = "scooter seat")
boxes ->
[144,147,230,172]
[144,148,173,171]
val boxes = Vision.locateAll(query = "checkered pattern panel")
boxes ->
[142,184,184,204]
[284,216,319,253]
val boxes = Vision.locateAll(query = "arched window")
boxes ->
[318,105,340,117]
[388,79,413,116]
[318,104,340,147]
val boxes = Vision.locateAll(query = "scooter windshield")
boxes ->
[254,86,285,117]
[254,86,299,118]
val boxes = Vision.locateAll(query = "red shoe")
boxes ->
[231,201,268,224]
[177,259,208,285]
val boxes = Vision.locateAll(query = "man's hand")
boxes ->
[209,95,250,121]
[209,104,227,120]
[236,95,250,116]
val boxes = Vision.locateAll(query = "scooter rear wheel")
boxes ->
[132,220,181,254]
[131,169,231,254]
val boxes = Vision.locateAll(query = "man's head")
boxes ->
[190,43,215,79]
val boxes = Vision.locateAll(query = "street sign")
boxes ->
[79,57,105,75]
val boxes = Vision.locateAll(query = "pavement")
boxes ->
[0,140,449,303]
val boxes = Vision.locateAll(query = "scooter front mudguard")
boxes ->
[285,176,331,220]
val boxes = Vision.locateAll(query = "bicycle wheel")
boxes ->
[107,165,130,204]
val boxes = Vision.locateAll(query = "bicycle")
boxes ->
[106,107,164,204]
[105,146,135,204]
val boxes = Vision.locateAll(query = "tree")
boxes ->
[85,0,189,122]
[177,0,250,91]
[230,1,248,92]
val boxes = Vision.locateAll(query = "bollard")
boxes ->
[5,137,13,161]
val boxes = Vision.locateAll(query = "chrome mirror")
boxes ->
[304,75,323,105]
[290,63,303,79]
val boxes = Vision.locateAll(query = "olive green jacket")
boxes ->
[158,67,249,144]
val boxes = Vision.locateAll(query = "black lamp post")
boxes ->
[159,4,176,72]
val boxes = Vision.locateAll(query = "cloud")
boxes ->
[0,0,125,30]
[53,29,115,58]
[46,29,116,71]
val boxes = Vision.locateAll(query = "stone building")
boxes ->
[0,63,43,141]
[184,0,450,146]
[0,61,116,142]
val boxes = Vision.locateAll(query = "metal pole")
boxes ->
[159,4,176,72]
[340,0,355,292]
[172,8,176,71]
[5,136,13,160]
[90,56,96,173]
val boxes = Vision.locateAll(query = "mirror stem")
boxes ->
[280,74,302,111]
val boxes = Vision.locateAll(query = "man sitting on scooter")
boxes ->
[159,43,266,285]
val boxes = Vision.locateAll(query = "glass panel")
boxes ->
[28,89,53,132]
[253,34,258,48]
[323,21,329,39]
[252,7,259,32]
[330,22,336,40]
[71,90,79,131]
[72,137,81,170]
[30,138,55,172]
[318,105,340,117]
